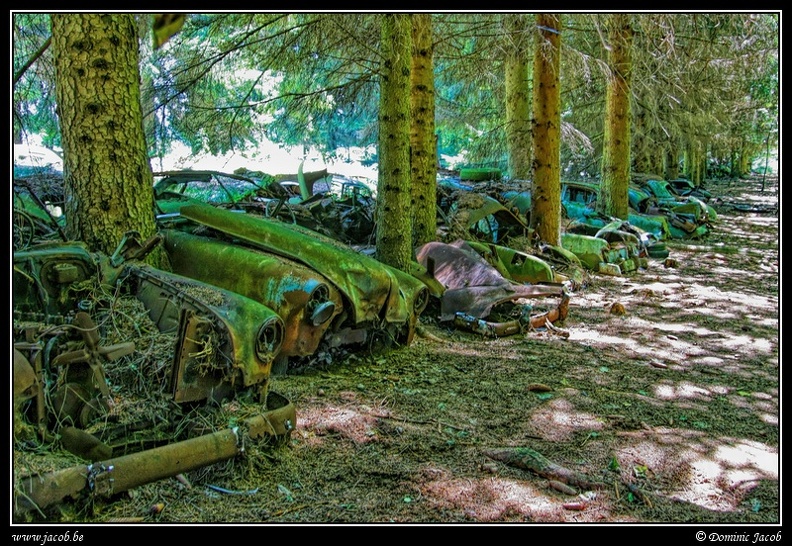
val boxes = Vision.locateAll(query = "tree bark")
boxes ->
[665,138,680,180]
[51,13,160,262]
[504,15,532,182]
[410,13,437,249]
[376,14,413,271]
[598,13,633,220]
[530,14,562,246]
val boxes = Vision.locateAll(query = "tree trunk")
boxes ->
[504,15,532,182]
[376,14,412,271]
[700,139,710,184]
[136,14,158,163]
[631,108,650,174]
[530,14,562,246]
[51,14,160,262]
[665,138,680,180]
[686,142,704,185]
[410,13,437,249]
[598,13,633,220]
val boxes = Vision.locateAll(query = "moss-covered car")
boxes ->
[154,169,375,246]
[635,177,718,224]
[157,203,430,373]
[13,237,295,518]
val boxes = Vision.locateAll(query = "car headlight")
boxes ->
[414,286,429,315]
[256,317,284,361]
[307,283,336,326]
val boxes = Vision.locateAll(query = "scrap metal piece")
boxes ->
[14,391,296,517]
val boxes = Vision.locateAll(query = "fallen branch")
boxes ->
[484,446,674,510]
[415,323,446,343]
[483,447,608,490]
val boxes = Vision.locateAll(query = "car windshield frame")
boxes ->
[154,170,268,207]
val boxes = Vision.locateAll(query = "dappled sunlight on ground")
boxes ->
[417,474,627,523]
[654,381,714,402]
[528,398,604,442]
[651,377,778,422]
[292,394,387,446]
[613,428,777,513]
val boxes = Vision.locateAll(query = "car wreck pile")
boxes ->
[13,234,297,518]
[12,164,718,520]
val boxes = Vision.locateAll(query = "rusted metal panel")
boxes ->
[416,240,569,336]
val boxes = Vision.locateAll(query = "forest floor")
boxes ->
[13,174,779,528]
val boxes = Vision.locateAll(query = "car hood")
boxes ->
[176,204,428,326]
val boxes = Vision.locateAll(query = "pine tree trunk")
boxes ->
[687,143,703,185]
[530,14,562,246]
[410,13,437,249]
[376,14,412,271]
[51,13,159,261]
[632,109,650,174]
[598,14,633,220]
[665,139,680,180]
[504,15,532,182]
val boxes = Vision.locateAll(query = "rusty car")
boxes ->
[416,239,570,337]
[667,177,713,202]
[13,235,296,519]
[154,169,376,246]
[156,203,430,373]
[634,176,718,224]
[439,179,643,277]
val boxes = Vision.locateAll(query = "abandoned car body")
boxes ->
[13,238,296,518]
[416,240,570,337]
[667,178,713,202]
[636,177,718,223]
[462,240,557,285]
[559,181,673,243]
[446,184,644,277]
[158,203,430,372]
[154,169,376,246]
[436,185,587,284]
[13,179,67,251]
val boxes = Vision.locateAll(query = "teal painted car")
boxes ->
[560,181,673,242]
[668,178,713,202]
[628,183,710,239]
[638,178,718,224]
[501,182,653,273]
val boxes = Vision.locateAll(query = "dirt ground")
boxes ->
[12,175,779,527]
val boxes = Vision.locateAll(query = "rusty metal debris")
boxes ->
[154,169,376,246]
[13,236,296,518]
[417,240,569,337]
[14,392,294,517]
